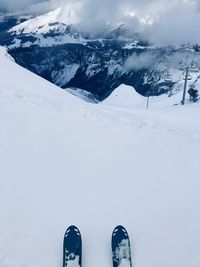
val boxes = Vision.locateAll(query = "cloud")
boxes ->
[0,0,44,14]
[125,51,159,71]
[143,0,200,46]
[76,0,200,45]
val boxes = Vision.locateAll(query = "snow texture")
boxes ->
[65,255,80,267]
[52,64,80,87]
[114,239,131,267]
[10,5,80,34]
[0,46,200,267]
[119,258,131,267]
[103,84,183,108]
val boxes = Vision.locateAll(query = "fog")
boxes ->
[125,51,159,71]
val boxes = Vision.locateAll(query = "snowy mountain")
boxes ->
[5,6,200,101]
[0,6,199,104]
[11,5,80,34]
[0,45,200,267]
[0,6,199,102]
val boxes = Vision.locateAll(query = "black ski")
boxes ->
[111,225,132,267]
[63,225,82,267]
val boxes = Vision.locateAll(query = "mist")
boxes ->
[125,51,159,71]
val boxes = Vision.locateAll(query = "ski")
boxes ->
[63,225,82,267]
[111,225,132,267]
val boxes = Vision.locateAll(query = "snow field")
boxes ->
[0,47,200,267]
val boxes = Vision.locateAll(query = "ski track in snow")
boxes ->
[97,104,200,141]
[0,46,200,267]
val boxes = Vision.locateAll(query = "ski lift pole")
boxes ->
[181,66,189,105]
[146,96,150,109]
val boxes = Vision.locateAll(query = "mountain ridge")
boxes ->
[0,6,200,102]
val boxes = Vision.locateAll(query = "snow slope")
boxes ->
[10,4,80,34]
[102,84,190,108]
[103,85,146,108]
[0,46,200,267]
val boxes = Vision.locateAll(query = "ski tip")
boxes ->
[64,225,81,238]
[112,225,129,238]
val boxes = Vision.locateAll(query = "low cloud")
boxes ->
[125,51,159,71]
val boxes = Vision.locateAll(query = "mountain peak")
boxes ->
[10,4,80,34]
[103,85,145,108]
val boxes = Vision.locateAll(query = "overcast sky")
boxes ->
[0,0,200,45]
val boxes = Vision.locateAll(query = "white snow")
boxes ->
[119,259,131,267]
[114,239,131,263]
[52,64,80,87]
[66,88,98,103]
[0,46,200,267]
[102,84,190,108]
[66,256,80,267]
[10,4,81,34]
[8,5,88,48]
[8,34,87,49]
[103,85,146,108]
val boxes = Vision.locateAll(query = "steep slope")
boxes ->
[0,46,200,267]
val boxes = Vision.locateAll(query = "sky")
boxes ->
[0,0,200,45]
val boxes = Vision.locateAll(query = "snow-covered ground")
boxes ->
[103,83,193,108]
[0,46,200,267]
